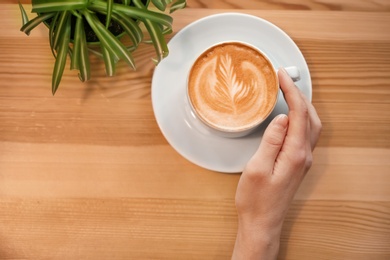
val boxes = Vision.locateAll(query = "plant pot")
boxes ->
[19,0,186,94]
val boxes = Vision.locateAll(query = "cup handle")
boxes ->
[277,66,300,82]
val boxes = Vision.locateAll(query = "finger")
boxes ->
[248,114,289,174]
[278,68,308,149]
[299,92,322,150]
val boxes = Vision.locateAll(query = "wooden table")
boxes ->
[1,1,389,259]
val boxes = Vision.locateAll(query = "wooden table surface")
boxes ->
[1,1,389,259]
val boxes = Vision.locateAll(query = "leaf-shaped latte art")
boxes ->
[188,42,277,131]
[212,54,257,114]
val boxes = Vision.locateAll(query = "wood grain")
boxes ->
[2,8,389,148]
[1,3,390,260]
[5,0,390,12]
[1,199,389,259]
[1,145,389,201]
[187,0,390,12]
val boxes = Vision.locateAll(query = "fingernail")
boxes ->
[274,114,288,130]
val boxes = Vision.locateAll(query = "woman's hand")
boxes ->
[232,68,322,260]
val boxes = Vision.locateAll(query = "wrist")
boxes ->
[232,223,281,260]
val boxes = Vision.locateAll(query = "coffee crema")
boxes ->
[188,42,278,132]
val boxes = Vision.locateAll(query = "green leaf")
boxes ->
[92,6,144,47]
[122,0,130,5]
[32,0,88,13]
[68,46,73,60]
[111,12,143,47]
[77,21,91,82]
[83,10,136,70]
[133,0,168,63]
[70,9,83,19]
[127,45,137,52]
[105,0,113,29]
[18,1,29,30]
[70,14,83,70]
[102,45,116,77]
[67,12,90,81]
[144,20,169,63]
[89,0,173,30]
[151,0,167,11]
[162,26,173,35]
[151,0,186,13]
[154,21,173,35]
[20,12,55,35]
[49,12,60,58]
[52,12,71,95]
[87,48,103,58]
[170,0,186,13]
[52,11,71,51]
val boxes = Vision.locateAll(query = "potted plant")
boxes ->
[19,0,186,94]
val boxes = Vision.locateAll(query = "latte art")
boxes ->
[188,42,278,132]
[207,54,262,115]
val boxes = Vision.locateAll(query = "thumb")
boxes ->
[250,114,289,172]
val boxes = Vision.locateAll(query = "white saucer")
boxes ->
[151,13,312,173]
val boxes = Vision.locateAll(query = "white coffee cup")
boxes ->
[186,41,300,138]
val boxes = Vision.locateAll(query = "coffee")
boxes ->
[187,42,278,134]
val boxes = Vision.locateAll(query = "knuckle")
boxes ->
[312,120,322,145]
[288,149,307,169]
[301,103,309,118]
[243,162,268,182]
[296,149,307,164]
[312,114,322,130]
[305,153,313,171]
[317,120,323,134]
